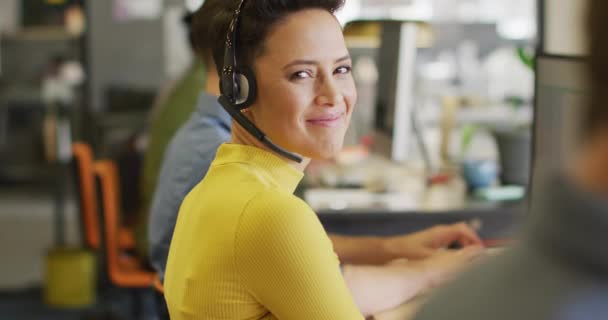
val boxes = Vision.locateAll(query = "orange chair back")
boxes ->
[94,160,155,288]
[72,143,100,249]
[153,276,164,294]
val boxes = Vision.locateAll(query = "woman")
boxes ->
[164,1,483,319]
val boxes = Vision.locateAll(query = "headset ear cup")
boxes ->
[234,67,257,109]
[234,73,249,105]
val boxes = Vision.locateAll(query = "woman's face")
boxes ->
[248,9,357,160]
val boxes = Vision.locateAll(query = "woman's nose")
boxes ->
[315,78,342,107]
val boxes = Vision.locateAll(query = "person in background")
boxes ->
[135,10,206,258]
[163,0,484,318]
[414,1,608,319]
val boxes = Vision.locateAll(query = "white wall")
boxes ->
[0,0,19,33]
[87,0,193,111]
[544,0,588,56]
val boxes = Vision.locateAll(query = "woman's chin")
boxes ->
[303,144,344,160]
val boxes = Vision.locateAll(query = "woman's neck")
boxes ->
[230,112,310,172]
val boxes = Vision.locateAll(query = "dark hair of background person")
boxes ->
[585,0,608,137]
[196,0,345,77]
[191,0,227,65]
[182,12,196,50]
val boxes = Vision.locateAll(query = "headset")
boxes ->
[218,0,304,163]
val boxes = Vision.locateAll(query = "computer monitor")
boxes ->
[372,20,418,162]
[530,54,589,201]
[342,19,420,162]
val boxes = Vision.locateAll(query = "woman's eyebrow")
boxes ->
[282,60,316,70]
[335,55,351,63]
[282,55,351,70]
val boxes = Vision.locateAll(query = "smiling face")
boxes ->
[246,8,357,160]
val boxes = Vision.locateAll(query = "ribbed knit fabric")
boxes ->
[164,143,363,319]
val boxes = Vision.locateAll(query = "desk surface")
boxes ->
[318,205,521,239]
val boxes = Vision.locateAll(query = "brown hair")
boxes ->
[585,0,608,135]
[201,0,345,76]
[191,0,226,65]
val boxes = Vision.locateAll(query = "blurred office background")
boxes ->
[0,0,568,319]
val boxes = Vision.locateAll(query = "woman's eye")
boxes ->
[290,71,312,80]
[335,66,352,75]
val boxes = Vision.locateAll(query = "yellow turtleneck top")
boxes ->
[164,144,363,319]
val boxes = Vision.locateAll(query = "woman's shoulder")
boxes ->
[243,188,312,219]
[234,188,322,237]
[234,188,332,259]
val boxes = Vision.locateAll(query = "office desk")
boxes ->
[318,203,522,239]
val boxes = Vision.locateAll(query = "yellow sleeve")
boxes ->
[235,189,364,320]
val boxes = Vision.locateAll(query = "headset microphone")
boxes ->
[218,0,303,163]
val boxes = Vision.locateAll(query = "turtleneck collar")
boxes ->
[212,143,303,194]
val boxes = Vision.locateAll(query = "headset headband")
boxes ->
[218,0,303,163]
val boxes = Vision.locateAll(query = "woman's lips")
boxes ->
[306,113,344,128]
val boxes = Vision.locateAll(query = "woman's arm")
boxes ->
[342,246,483,317]
[328,234,394,265]
[329,223,483,265]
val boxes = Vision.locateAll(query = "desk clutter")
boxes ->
[303,150,524,213]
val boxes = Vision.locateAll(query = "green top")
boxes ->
[136,61,206,257]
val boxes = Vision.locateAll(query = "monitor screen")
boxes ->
[531,54,589,200]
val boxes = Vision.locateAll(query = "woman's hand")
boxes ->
[342,245,485,316]
[384,222,483,260]
[417,245,485,289]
